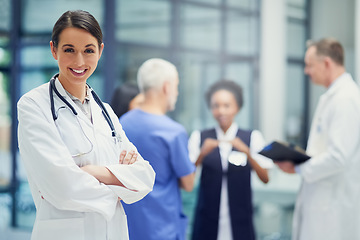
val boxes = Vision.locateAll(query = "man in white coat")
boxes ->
[276,38,360,240]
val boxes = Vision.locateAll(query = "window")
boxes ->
[285,0,309,148]
[115,0,261,133]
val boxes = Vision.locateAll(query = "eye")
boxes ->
[64,48,74,53]
[85,48,95,54]
[211,103,219,110]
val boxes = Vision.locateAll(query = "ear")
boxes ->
[98,43,104,60]
[163,81,171,95]
[50,41,58,60]
[323,56,332,69]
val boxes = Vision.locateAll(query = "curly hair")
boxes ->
[205,80,243,109]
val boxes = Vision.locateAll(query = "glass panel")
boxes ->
[224,62,253,129]
[0,47,11,67]
[188,0,221,5]
[21,46,57,68]
[20,71,50,96]
[0,36,10,46]
[114,45,169,86]
[177,53,221,132]
[287,4,307,19]
[0,0,11,31]
[22,0,103,33]
[16,182,36,228]
[227,0,259,10]
[287,0,306,7]
[116,0,171,46]
[0,37,11,68]
[0,72,11,190]
[226,11,258,55]
[181,4,221,51]
[285,63,306,147]
[287,22,306,58]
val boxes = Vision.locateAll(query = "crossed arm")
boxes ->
[81,150,138,187]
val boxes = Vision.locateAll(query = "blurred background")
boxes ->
[0,0,359,239]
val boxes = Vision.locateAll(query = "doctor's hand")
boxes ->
[119,150,138,165]
[275,161,296,174]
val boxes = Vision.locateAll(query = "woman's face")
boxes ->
[50,27,103,88]
[210,89,239,132]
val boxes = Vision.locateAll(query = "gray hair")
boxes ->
[137,58,178,93]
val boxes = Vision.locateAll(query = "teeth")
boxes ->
[72,69,85,74]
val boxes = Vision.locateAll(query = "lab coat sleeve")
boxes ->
[188,130,201,164]
[250,130,274,169]
[299,95,360,183]
[104,105,156,204]
[18,95,118,221]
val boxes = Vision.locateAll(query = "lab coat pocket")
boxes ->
[34,218,85,240]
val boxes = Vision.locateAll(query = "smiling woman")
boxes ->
[50,13,104,102]
[16,10,155,240]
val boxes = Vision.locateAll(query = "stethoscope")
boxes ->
[49,74,120,154]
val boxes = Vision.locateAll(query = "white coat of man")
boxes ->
[276,38,360,240]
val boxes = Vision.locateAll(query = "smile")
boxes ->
[70,68,87,75]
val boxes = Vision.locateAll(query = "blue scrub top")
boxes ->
[120,109,195,240]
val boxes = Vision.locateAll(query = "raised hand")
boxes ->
[200,138,219,157]
[195,138,219,166]
[231,137,250,155]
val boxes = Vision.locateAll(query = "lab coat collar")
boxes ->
[324,72,352,98]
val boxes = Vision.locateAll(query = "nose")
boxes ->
[74,52,85,66]
[218,105,226,115]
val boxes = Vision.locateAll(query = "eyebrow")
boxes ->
[61,43,97,48]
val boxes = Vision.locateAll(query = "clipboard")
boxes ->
[258,141,310,164]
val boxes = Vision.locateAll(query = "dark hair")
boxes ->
[52,10,103,49]
[110,83,140,118]
[205,80,244,109]
[307,38,344,66]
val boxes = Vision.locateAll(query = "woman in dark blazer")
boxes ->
[189,80,273,240]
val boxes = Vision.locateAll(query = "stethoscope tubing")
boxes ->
[49,73,116,137]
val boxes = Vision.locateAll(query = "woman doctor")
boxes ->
[17,10,155,240]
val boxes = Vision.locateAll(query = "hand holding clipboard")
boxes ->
[258,141,310,165]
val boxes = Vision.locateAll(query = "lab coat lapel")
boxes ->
[306,73,348,155]
[89,92,110,137]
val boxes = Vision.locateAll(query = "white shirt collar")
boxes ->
[215,122,238,142]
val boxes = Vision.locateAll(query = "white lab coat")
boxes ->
[293,73,360,240]
[17,78,155,240]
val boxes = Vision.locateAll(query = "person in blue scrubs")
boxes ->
[120,58,195,240]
